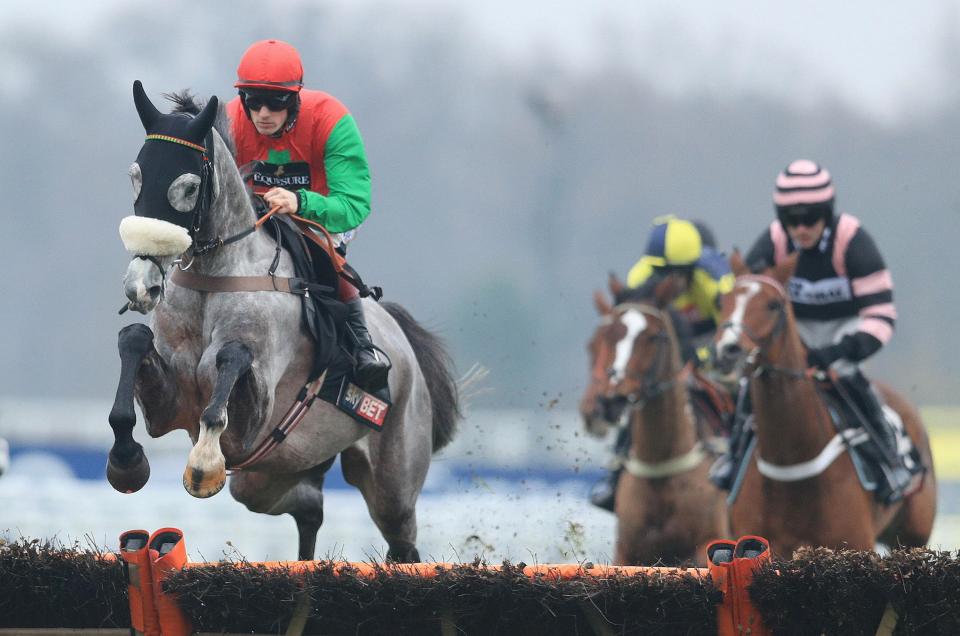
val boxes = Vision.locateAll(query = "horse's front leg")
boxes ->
[183,341,254,498]
[107,323,177,493]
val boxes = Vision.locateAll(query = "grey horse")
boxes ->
[108,81,460,562]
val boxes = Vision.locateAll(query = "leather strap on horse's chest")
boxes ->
[171,267,299,294]
[227,370,328,472]
[755,427,869,482]
[623,442,707,478]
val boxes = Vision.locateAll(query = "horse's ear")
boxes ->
[607,271,625,298]
[133,80,161,131]
[770,252,798,285]
[729,249,749,277]
[187,95,219,142]
[593,290,612,316]
[652,275,680,309]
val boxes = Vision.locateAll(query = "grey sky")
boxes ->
[18,0,958,123]
[2,0,957,406]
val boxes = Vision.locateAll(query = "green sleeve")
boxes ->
[296,114,371,233]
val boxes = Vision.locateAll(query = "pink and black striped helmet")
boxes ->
[773,159,835,225]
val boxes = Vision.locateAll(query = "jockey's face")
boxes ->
[250,104,289,136]
[786,217,827,250]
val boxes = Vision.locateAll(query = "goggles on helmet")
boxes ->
[777,203,831,228]
[240,89,296,112]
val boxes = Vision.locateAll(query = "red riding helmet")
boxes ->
[235,40,304,92]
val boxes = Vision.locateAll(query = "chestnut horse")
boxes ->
[713,253,936,557]
[581,276,729,565]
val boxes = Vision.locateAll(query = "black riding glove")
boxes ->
[806,344,844,370]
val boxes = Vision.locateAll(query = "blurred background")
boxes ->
[1,0,959,563]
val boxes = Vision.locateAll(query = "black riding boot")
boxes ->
[709,379,752,490]
[589,425,632,512]
[345,299,390,393]
[838,372,915,503]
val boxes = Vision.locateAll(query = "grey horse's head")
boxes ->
[120,81,219,313]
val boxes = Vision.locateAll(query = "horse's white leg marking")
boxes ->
[189,413,228,472]
[716,281,760,352]
[611,309,647,383]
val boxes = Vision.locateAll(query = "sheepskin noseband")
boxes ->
[119,215,192,256]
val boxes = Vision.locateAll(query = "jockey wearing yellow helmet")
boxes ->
[590,216,734,512]
[626,216,734,364]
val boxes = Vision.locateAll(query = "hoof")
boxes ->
[106,444,151,493]
[386,545,421,563]
[182,465,225,498]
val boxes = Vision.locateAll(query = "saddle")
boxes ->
[816,380,921,502]
[724,378,919,505]
[259,206,392,429]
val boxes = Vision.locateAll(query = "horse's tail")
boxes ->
[381,302,460,452]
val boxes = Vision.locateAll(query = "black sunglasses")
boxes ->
[778,205,827,228]
[241,90,295,112]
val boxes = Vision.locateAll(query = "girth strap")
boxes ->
[170,267,332,296]
[227,369,329,472]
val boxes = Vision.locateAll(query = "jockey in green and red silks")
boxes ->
[226,39,387,393]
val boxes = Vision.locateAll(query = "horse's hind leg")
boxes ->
[229,462,333,560]
[183,341,254,499]
[342,438,429,564]
[878,388,938,548]
[291,462,335,561]
[107,324,176,493]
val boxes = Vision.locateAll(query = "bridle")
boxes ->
[603,302,704,479]
[120,130,282,314]
[146,131,265,258]
[603,303,691,417]
[719,274,806,380]
[722,275,864,482]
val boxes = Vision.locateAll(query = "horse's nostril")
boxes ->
[148,286,162,301]
[723,343,742,358]
[598,395,628,422]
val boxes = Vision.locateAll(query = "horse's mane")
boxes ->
[614,279,658,306]
[613,281,687,339]
[164,90,236,158]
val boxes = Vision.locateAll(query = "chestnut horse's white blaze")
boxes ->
[611,309,647,384]
[715,279,760,355]
[580,286,729,566]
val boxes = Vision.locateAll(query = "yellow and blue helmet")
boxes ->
[643,216,703,268]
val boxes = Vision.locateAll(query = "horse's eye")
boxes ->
[168,173,202,212]
[129,163,142,202]
[767,299,783,311]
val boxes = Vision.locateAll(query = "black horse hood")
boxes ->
[119,80,219,256]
